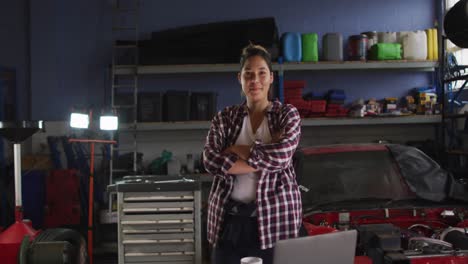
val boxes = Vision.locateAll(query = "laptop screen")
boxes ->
[273,230,357,264]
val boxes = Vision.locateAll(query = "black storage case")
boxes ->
[190,92,217,121]
[138,92,162,122]
[163,91,190,121]
[139,17,279,65]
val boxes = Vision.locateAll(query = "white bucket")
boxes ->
[402,30,427,60]
[378,32,397,43]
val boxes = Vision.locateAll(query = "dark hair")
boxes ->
[239,43,273,72]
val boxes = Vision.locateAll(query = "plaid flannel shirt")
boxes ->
[203,100,302,250]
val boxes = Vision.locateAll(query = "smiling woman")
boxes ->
[238,45,274,104]
[203,43,302,264]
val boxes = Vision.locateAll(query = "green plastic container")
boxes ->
[301,33,318,62]
[370,43,402,60]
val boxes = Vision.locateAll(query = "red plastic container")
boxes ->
[325,103,349,117]
[0,220,38,264]
[284,80,306,105]
[309,100,327,113]
[284,80,306,89]
[44,169,81,228]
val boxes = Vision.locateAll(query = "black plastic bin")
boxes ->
[138,92,162,122]
[163,91,190,121]
[190,92,217,121]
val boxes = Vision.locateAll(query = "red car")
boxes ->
[296,144,468,264]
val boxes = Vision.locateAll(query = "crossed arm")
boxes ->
[203,106,300,178]
[223,130,283,174]
[223,145,257,174]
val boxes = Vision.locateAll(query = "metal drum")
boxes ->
[348,34,368,61]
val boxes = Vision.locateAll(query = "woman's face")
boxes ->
[238,55,273,104]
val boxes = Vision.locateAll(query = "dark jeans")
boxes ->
[211,213,274,264]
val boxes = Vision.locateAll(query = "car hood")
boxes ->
[296,143,468,212]
[388,144,447,202]
[388,144,468,203]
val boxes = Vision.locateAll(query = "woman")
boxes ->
[203,43,302,264]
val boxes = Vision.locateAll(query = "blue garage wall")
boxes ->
[0,0,28,120]
[30,0,439,120]
[30,0,112,121]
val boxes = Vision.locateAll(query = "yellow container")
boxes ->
[432,28,438,60]
[426,29,434,60]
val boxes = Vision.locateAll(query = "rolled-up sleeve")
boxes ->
[203,111,238,177]
[247,105,301,173]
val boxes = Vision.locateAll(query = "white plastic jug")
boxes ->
[397,31,410,44]
[402,30,427,60]
[378,32,397,43]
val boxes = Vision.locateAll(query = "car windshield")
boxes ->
[300,148,417,210]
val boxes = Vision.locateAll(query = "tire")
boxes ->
[18,235,31,264]
[32,228,88,264]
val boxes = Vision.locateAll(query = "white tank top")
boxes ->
[230,114,272,203]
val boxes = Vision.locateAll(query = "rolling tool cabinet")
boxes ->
[111,177,202,264]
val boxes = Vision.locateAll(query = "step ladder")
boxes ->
[107,0,140,222]
[111,0,139,182]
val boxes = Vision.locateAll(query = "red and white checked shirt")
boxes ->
[203,100,302,250]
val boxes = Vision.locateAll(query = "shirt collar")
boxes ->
[240,99,280,116]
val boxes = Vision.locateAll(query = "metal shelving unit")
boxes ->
[114,60,438,75]
[111,50,440,133]
[118,115,442,131]
[301,115,442,126]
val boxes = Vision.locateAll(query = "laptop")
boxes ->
[273,230,357,264]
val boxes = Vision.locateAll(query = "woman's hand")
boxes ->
[271,129,284,143]
[223,145,251,160]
